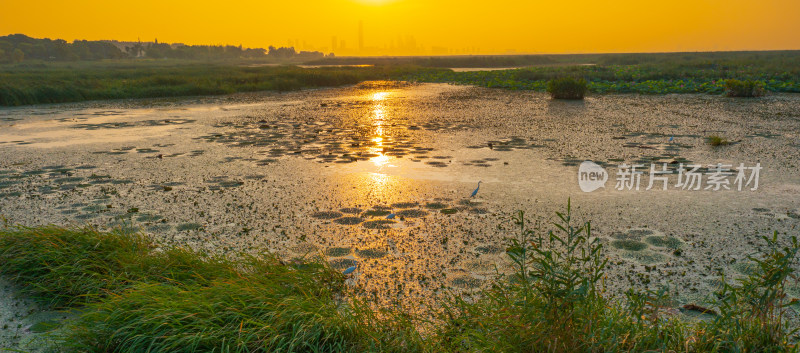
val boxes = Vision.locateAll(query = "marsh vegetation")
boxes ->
[2,50,799,106]
[1,203,798,352]
[546,77,588,99]
[0,62,442,106]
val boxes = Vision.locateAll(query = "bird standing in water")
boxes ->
[470,181,482,198]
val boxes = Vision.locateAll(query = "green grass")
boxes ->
[1,202,798,352]
[0,225,419,352]
[0,60,443,106]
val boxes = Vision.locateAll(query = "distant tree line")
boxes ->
[0,34,327,63]
[0,34,127,62]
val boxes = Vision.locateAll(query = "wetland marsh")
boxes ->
[1,80,800,350]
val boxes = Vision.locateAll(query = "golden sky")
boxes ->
[2,0,799,55]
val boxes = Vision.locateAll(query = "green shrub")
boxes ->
[707,135,729,146]
[546,77,588,99]
[692,233,800,351]
[724,79,765,97]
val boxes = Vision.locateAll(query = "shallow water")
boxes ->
[1,82,800,315]
[449,63,597,71]
[449,67,528,72]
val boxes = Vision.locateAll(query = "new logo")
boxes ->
[578,161,608,192]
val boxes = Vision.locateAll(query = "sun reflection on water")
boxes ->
[371,92,389,101]
[370,154,390,168]
[368,91,393,169]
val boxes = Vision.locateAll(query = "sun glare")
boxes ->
[353,0,397,5]
[371,92,389,101]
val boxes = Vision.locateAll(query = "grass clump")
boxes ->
[0,225,420,352]
[707,134,729,146]
[546,77,588,99]
[0,225,235,307]
[65,267,417,352]
[725,79,765,97]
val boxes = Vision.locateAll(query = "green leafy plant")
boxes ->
[693,232,800,351]
[431,202,800,352]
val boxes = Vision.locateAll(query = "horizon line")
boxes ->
[3,33,800,57]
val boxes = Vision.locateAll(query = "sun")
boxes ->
[353,0,397,5]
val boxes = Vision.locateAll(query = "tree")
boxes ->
[268,46,296,59]
[12,48,24,63]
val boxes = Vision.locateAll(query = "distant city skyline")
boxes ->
[2,0,799,56]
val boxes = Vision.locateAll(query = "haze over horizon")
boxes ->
[2,0,800,56]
